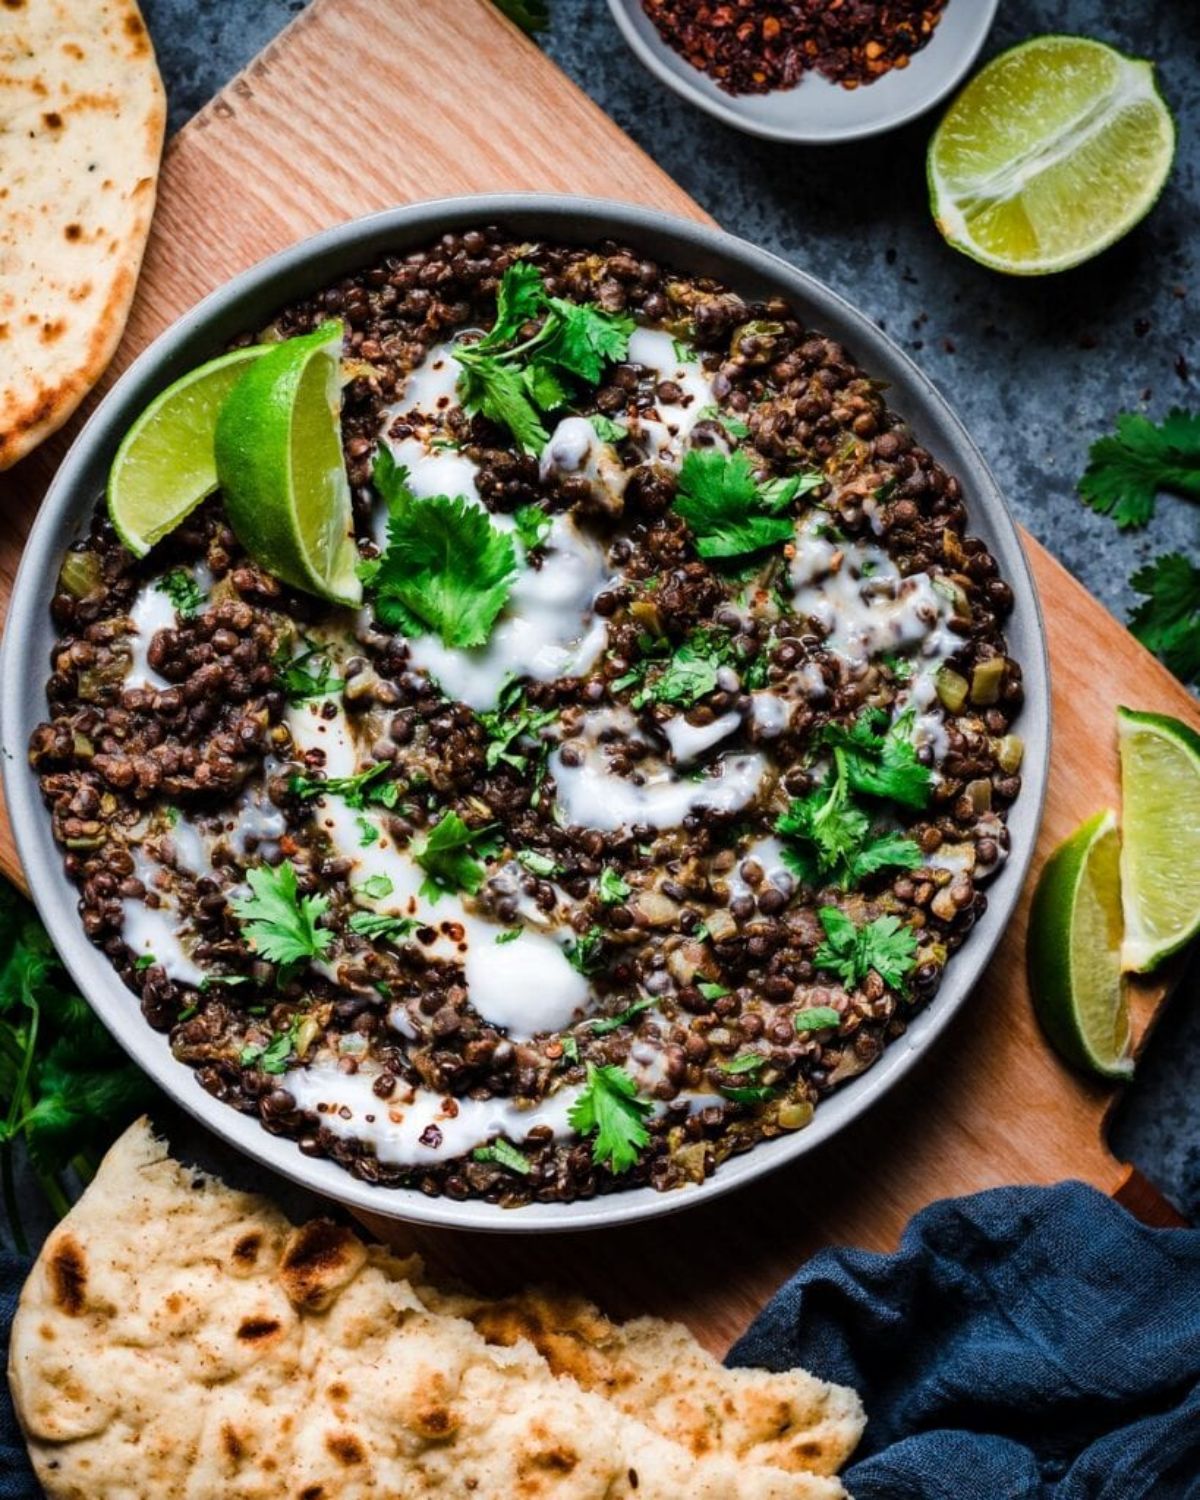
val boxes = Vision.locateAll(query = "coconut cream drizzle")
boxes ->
[286,700,589,1038]
[124,583,176,691]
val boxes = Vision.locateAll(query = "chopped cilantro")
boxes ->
[289,760,401,810]
[821,709,933,810]
[356,817,380,848]
[697,980,732,1001]
[1129,553,1200,684]
[565,925,606,975]
[369,448,519,647]
[273,642,341,703]
[590,413,627,443]
[673,449,819,559]
[718,1052,764,1074]
[479,681,558,772]
[356,874,394,901]
[133,953,155,972]
[348,911,420,943]
[568,1062,652,1174]
[1079,407,1200,530]
[240,1022,299,1076]
[517,849,561,878]
[719,1083,777,1104]
[561,1034,580,1063]
[156,567,205,618]
[410,812,494,902]
[586,996,655,1035]
[229,862,333,969]
[696,403,751,440]
[794,1005,841,1032]
[814,907,918,992]
[472,1137,533,1173]
[597,867,631,905]
[495,927,523,945]
[514,503,553,552]
[776,748,922,890]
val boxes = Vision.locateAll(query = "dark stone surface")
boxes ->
[122,0,1200,1218]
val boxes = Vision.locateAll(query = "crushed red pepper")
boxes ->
[641,0,949,96]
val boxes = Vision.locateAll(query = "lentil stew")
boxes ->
[30,227,1025,1207]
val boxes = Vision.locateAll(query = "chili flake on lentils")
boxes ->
[641,0,949,96]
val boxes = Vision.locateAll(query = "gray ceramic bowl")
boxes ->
[607,0,999,144]
[0,195,1049,1233]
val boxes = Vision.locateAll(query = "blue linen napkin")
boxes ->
[4,1184,1199,1498]
[728,1181,1200,1499]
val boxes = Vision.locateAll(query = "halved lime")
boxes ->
[928,36,1176,275]
[1028,809,1131,1079]
[107,345,269,557]
[214,321,362,607]
[1118,707,1200,973]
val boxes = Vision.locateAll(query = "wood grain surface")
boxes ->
[1,0,1196,1352]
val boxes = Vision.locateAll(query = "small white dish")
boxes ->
[606,0,1000,144]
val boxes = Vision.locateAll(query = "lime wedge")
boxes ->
[1028,809,1131,1079]
[928,36,1176,275]
[107,345,269,558]
[1117,707,1200,973]
[214,321,362,607]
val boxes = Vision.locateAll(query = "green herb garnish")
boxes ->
[517,849,561,879]
[240,1023,299,1076]
[348,911,420,943]
[472,1137,533,1173]
[777,749,922,889]
[819,709,933,810]
[794,1005,841,1032]
[356,874,394,901]
[586,996,655,1035]
[156,567,205,618]
[565,924,607,975]
[229,862,333,969]
[479,680,559,772]
[597,867,631,905]
[813,907,918,992]
[697,980,732,1001]
[673,449,819,559]
[289,760,401,810]
[1129,553,1200,684]
[568,1062,652,1174]
[514,503,553,552]
[410,812,495,901]
[1079,407,1200,530]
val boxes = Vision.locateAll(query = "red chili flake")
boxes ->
[641,0,949,96]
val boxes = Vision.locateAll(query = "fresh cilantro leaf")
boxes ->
[514,503,553,552]
[518,849,561,878]
[133,953,155,972]
[240,1024,298,1075]
[671,335,693,364]
[697,980,732,1001]
[1129,553,1200,684]
[822,709,933,810]
[472,1137,533,1172]
[410,812,494,901]
[794,1005,841,1032]
[356,817,380,848]
[356,874,394,901]
[673,449,803,559]
[585,996,655,1035]
[476,261,546,349]
[523,358,570,413]
[695,403,752,440]
[479,683,558,772]
[597,868,631,905]
[565,925,606,975]
[561,1034,580,1063]
[777,750,922,890]
[568,1063,652,1174]
[540,298,635,384]
[495,927,523,944]
[1079,408,1200,530]
[156,567,205,618]
[720,1083,777,1104]
[590,414,627,444]
[880,651,914,683]
[199,974,249,991]
[289,760,401,810]
[814,907,918,992]
[719,1052,765,1074]
[229,862,333,968]
[0,885,156,1248]
[348,911,420,943]
[456,352,549,454]
[370,448,519,646]
[634,632,728,709]
[273,642,342,703]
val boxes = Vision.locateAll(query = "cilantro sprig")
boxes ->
[821,708,933,810]
[367,448,519,649]
[156,568,205,618]
[274,642,342,704]
[813,907,918,992]
[568,1063,652,1174]
[347,912,421,944]
[454,262,634,453]
[289,760,402,810]
[479,679,558,772]
[0,885,157,1251]
[1128,553,1200,685]
[472,1137,533,1174]
[777,748,923,889]
[673,448,821,559]
[410,812,496,902]
[1079,407,1200,530]
[230,861,334,969]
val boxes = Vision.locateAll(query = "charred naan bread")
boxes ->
[0,0,165,469]
[8,1120,863,1498]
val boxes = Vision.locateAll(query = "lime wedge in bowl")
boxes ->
[1028,809,1131,1079]
[214,320,362,607]
[1118,706,1200,973]
[107,344,269,558]
[928,35,1176,275]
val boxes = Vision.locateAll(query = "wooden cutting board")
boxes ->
[2,0,1195,1352]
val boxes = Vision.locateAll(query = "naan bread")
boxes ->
[9,1119,863,1498]
[0,0,165,469]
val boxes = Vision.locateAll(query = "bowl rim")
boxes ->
[605,0,1001,144]
[0,192,1050,1234]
